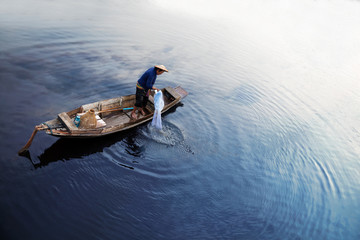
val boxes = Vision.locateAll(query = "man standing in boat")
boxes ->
[130,65,168,119]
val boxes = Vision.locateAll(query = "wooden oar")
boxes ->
[96,107,133,114]
[18,125,47,155]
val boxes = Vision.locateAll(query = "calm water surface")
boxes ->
[1,0,360,239]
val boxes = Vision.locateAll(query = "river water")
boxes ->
[1,0,359,239]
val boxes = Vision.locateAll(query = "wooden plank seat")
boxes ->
[58,112,78,133]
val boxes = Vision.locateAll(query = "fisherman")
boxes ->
[131,65,168,119]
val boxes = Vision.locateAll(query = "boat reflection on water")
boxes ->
[24,130,136,169]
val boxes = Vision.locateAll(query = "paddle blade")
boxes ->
[18,127,39,155]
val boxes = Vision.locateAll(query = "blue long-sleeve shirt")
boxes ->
[137,67,157,91]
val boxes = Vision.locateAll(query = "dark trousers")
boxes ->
[135,87,148,108]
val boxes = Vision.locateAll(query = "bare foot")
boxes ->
[131,112,137,119]
[140,109,146,115]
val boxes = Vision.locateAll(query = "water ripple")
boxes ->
[2,0,360,239]
[139,121,184,146]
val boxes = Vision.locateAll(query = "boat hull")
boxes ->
[42,86,187,138]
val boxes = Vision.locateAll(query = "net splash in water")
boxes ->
[151,90,165,129]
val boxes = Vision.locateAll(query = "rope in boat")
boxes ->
[42,122,53,135]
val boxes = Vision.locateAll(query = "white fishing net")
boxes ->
[151,90,164,129]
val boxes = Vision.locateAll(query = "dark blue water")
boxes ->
[1,0,360,239]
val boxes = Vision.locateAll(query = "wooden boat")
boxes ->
[18,86,188,154]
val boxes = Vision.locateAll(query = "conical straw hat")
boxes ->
[155,65,169,72]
